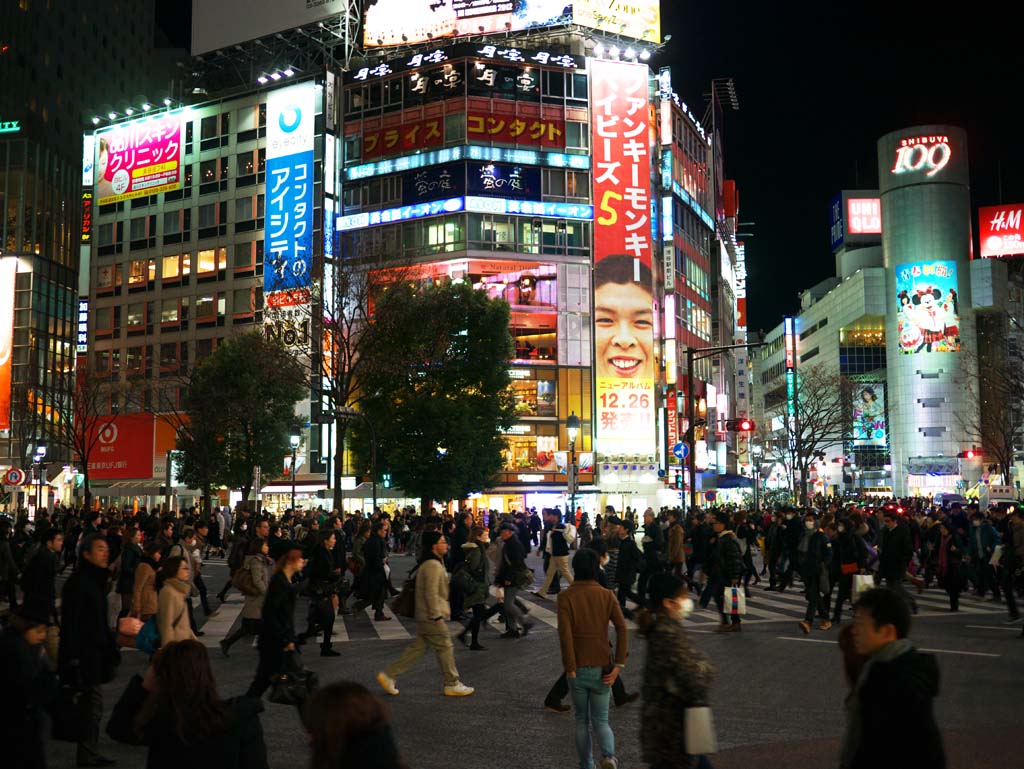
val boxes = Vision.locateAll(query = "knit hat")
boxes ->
[421,530,443,550]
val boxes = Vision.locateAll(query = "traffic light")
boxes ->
[382,472,391,488]
[674,472,683,489]
[725,418,756,432]
[957,448,980,459]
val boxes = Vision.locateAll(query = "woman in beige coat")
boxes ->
[220,538,272,657]
[157,556,197,646]
[130,540,163,621]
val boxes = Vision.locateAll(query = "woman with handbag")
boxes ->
[220,538,272,657]
[455,525,492,651]
[156,557,197,646]
[637,574,714,769]
[830,518,868,626]
[106,640,269,769]
[247,541,305,700]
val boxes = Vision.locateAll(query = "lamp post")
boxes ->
[566,412,579,523]
[289,425,301,514]
[34,443,46,518]
[337,407,377,518]
[751,444,763,513]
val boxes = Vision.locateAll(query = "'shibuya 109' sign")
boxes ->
[892,134,951,177]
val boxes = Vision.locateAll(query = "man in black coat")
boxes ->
[20,527,63,624]
[706,511,744,631]
[614,519,643,618]
[59,534,120,767]
[355,521,391,621]
[637,507,665,600]
[777,508,804,591]
[796,512,833,634]
[846,588,944,769]
[495,525,532,638]
[878,511,918,613]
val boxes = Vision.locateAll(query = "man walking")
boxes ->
[495,524,533,637]
[637,507,665,601]
[59,534,120,767]
[797,512,833,634]
[705,511,744,632]
[376,531,474,697]
[666,509,686,579]
[535,510,575,598]
[878,511,918,614]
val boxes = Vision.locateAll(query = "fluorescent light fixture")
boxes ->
[125,107,134,115]
[91,117,100,125]
[609,46,620,58]
[108,111,117,120]
[625,47,636,59]
[163,97,172,106]
[639,49,651,61]
[142,102,152,110]
[594,43,605,55]
[283,67,295,77]
[269,72,282,81]
[257,75,269,84]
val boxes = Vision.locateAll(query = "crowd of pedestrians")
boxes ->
[0,493,1020,769]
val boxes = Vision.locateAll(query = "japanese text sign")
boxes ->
[363,117,445,159]
[466,112,564,149]
[94,112,184,205]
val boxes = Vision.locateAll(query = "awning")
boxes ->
[706,474,754,490]
[260,483,328,494]
[90,482,194,496]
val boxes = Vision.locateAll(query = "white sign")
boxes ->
[191,0,346,55]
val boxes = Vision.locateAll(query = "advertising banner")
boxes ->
[264,82,317,307]
[978,204,1024,258]
[467,112,564,149]
[895,260,961,354]
[852,383,887,447]
[847,197,881,234]
[192,0,345,56]
[364,0,571,48]
[94,113,184,205]
[0,259,15,432]
[402,164,465,205]
[590,58,655,458]
[574,0,659,43]
[467,161,539,198]
[363,117,445,159]
[87,414,155,480]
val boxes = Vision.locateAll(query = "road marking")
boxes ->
[519,597,559,628]
[966,625,1021,632]
[775,636,1001,657]
[776,636,838,645]
[365,605,412,640]
[200,595,245,649]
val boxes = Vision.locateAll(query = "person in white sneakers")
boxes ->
[377,530,474,698]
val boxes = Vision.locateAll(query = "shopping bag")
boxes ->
[990,545,1004,568]
[725,586,746,616]
[853,574,874,598]
[684,706,718,755]
[135,616,159,655]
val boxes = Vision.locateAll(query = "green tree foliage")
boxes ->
[175,332,305,509]
[353,280,517,511]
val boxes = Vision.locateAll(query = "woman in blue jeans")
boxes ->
[556,548,630,769]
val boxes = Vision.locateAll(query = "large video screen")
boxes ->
[852,383,887,447]
[895,260,961,354]
[363,0,659,48]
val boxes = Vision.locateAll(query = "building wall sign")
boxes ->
[891,134,952,178]
[0,120,21,134]
[978,204,1024,258]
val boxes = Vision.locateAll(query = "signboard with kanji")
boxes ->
[590,58,656,459]
[93,112,185,205]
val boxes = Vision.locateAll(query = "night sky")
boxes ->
[161,2,1024,333]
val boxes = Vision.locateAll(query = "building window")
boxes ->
[233,287,253,315]
[127,258,154,286]
[196,247,226,275]
[162,254,181,280]
[160,298,179,323]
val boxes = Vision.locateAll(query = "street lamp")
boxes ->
[289,425,301,514]
[34,443,46,518]
[566,412,580,522]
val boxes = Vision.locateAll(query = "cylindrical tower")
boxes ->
[878,125,979,496]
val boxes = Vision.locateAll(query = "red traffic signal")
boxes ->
[725,418,756,432]
[957,448,980,459]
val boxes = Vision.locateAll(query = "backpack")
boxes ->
[232,564,260,596]
[390,564,420,618]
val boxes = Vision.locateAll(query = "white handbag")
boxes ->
[853,573,874,597]
[685,706,718,755]
[724,586,746,616]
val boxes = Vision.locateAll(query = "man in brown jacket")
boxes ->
[667,509,687,579]
[557,548,628,769]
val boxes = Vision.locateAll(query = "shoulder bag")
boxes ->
[269,650,319,707]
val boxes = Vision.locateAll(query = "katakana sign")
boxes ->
[362,117,445,159]
[93,112,184,205]
[466,112,565,149]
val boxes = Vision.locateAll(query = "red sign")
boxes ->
[362,117,444,159]
[87,413,155,480]
[0,258,14,433]
[466,113,565,148]
[979,204,1024,258]
[847,197,881,234]
[81,192,93,243]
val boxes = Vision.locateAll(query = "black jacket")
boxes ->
[797,529,832,578]
[496,535,527,584]
[107,674,269,769]
[707,531,743,582]
[616,535,643,579]
[116,541,143,594]
[0,627,58,769]
[20,547,59,622]
[879,524,913,577]
[641,522,664,565]
[58,560,120,686]
[306,546,340,597]
[853,648,945,769]
[782,516,803,555]
[832,530,867,576]
[258,571,297,651]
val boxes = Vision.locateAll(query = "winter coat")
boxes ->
[107,673,269,769]
[258,571,297,653]
[132,559,160,619]
[616,535,643,581]
[797,529,832,579]
[305,546,340,597]
[707,531,743,582]
[116,541,143,594]
[849,645,945,769]
[19,547,60,623]
[157,578,196,645]
[359,534,388,600]
[58,560,121,686]
[639,615,713,768]
[166,541,200,597]
[966,522,999,561]
[495,534,528,585]
[667,523,686,564]
[0,627,58,769]
[459,542,491,606]
[878,524,913,578]
[414,556,451,622]
[240,554,271,620]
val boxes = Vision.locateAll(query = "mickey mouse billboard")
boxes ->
[895,260,960,354]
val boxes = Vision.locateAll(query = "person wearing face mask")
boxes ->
[637,574,714,769]
[797,513,833,634]
[935,519,966,611]
[830,518,867,626]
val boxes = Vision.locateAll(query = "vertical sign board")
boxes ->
[0,259,15,432]
[264,82,317,353]
[590,58,655,458]
[784,316,797,451]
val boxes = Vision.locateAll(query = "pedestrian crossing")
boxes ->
[183,581,1008,647]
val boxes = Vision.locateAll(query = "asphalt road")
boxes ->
[43,553,1024,769]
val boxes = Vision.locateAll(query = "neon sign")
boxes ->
[0,120,20,134]
[338,197,465,231]
[892,135,951,178]
[847,198,881,234]
[338,195,594,232]
[345,144,589,181]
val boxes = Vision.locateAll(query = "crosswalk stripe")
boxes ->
[518,597,559,628]
[365,605,412,640]
[200,595,245,648]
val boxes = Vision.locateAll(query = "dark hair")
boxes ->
[372,521,388,534]
[247,536,268,556]
[160,555,187,582]
[137,640,230,743]
[122,525,138,544]
[43,527,62,543]
[79,533,105,558]
[854,587,911,639]
[571,548,601,581]
[589,538,608,558]
[594,253,653,290]
[302,682,406,769]
[320,530,337,545]
[143,540,163,557]
[470,525,486,540]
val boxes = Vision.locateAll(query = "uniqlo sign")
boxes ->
[979,204,1024,258]
[847,198,881,234]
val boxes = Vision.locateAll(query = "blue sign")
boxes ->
[337,197,465,231]
[829,193,844,251]
[467,161,540,199]
[402,164,465,204]
[672,442,688,459]
[464,196,593,219]
[346,144,589,181]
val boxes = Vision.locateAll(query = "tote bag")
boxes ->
[685,706,718,755]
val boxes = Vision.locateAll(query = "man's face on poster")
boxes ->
[595,281,654,380]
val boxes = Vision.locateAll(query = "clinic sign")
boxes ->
[590,58,656,460]
[93,112,184,205]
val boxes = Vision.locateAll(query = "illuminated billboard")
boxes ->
[895,260,961,354]
[852,383,887,447]
[590,58,655,459]
[0,258,14,433]
[574,0,660,43]
[93,112,185,205]
[192,0,346,55]
[847,197,881,234]
[978,204,1024,258]
[87,414,155,480]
